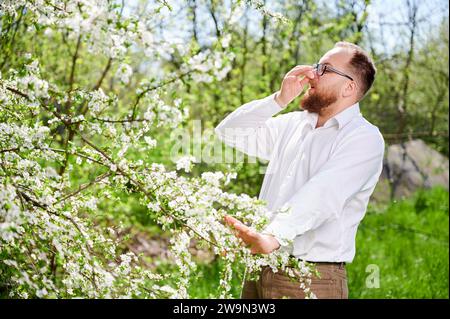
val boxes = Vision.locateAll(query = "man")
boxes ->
[215,42,385,299]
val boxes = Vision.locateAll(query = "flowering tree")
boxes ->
[0,0,316,298]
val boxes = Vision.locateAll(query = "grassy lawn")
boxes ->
[347,186,449,298]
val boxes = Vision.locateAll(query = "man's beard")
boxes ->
[301,88,338,114]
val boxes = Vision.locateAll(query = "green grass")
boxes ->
[347,186,449,298]
[145,258,246,298]
[188,260,246,298]
[189,186,449,299]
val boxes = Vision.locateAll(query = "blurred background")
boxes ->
[137,0,450,298]
[1,0,448,298]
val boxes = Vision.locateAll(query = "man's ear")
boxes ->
[342,81,357,98]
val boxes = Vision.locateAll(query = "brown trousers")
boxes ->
[241,263,348,299]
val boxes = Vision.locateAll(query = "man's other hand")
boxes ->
[224,215,280,254]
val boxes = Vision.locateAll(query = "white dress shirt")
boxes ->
[215,91,385,263]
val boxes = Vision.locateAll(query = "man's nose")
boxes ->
[309,71,320,83]
[308,70,317,79]
[309,78,318,86]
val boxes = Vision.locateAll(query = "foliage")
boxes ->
[0,0,316,299]
[0,0,448,299]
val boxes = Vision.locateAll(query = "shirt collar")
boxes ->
[304,102,361,130]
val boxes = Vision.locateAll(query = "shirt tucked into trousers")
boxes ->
[215,91,385,299]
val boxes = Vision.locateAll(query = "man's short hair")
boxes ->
[334,41,376,100]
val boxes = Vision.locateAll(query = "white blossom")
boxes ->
[0,0,314,300]
[116,63,133,84]
[176,156,196,173]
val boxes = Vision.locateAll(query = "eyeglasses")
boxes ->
[313,63,354,81]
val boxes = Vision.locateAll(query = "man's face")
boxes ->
[301,47,354,113]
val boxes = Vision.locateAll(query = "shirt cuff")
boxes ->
[254,91,284,116]
[261,220,296,249]
[272,90,287,108]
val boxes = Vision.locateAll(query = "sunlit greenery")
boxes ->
[1,0,448,299]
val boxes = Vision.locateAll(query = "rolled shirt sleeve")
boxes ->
[262,127,385,245]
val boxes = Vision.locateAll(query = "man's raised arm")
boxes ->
[215,65,315,160]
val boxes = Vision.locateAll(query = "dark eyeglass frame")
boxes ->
[313,63,354,81]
